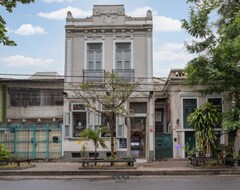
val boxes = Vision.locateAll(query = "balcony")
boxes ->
[83,70,105,82]
[113,69,134,82]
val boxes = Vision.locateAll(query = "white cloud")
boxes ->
[14,24,45,35]
[42,0,76,3]
[38,6,182,32]
[0,55,54,67]
[38,6,91,20]
[161,42,185,50]
[127,6,181,32]
[153,42,195,76]
[154,16,182,32]
[127,6,158,17]
[154,42,193,61]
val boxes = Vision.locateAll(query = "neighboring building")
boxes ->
[63,5,154,161]
[0,72,64,124]
[153,77,172,159]
[157,69,230,159]
[0,72,64,159]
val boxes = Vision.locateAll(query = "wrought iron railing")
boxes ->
[83,70,105,82]
[112,69,134,82]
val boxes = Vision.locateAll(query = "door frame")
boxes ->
[130,114,147,158]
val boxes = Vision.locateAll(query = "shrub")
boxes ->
[0,144,10,160]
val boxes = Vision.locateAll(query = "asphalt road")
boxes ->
[1,176,239,190]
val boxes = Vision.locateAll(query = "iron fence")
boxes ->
[0,124,62,159]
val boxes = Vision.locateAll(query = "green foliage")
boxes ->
[188,102,221,156]
[79,71,139,117]
[183,143,196,157]
[0,144,10,160]
[183,0,240,131]
[80,128,108,149]
[80,142,88,159]
[223,112,240,131]
[107,154,120,161]
[0,0,34,46]
[79,128,107,160]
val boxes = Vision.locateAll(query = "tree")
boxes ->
[0,0,35,46]
[187,102,221,157]
[74,72,139,158]
[182,0,240,143]
[80,128,107,162]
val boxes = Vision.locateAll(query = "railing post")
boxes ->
[14,125,17,157]
[46,124,49,159]
[33,124,36,159]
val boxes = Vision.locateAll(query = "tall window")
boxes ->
[8,88,40,107]
[87,43,102,70]
[115,42,131,69]
[72,104,87,137]
[183,99,197,129]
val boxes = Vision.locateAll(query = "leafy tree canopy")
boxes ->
[0,0,34,46]
[182,0,240,131]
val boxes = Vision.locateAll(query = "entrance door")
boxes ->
[131,117,146,158]
[155,133,173,159]
[185,131,196,157]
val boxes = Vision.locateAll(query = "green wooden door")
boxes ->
[185,131,196,157]
[155,133,173,159]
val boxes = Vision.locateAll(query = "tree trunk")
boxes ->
[110,112,116,166]
[94,145,97,166]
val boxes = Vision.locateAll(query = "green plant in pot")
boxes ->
[188,102,221,158]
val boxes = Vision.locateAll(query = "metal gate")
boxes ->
[0,124,62,159]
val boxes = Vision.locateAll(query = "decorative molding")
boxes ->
[102,16,116,24]
[93,8,125,16]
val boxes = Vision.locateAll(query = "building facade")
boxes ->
[63,5,154,161]
[154,69,230,159]
[0,72,64,159]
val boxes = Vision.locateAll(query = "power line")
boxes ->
[0,73,168,80]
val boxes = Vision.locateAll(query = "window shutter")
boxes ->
[64,112,70,125]
[64,112,70,138]
[88,112,94,129]
[116,116,124,137]
[95,112,101,126]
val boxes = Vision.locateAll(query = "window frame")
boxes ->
[181,97,199,129]
[71,103,88,138]
[113,40,133,70]
[84,41,105,70]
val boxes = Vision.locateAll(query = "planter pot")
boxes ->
[196,151,204,157]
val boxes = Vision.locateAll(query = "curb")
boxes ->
[1,169,240,176]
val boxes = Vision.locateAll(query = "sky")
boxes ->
[0,0,195,78]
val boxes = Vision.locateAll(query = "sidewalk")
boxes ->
[1,159,240,178]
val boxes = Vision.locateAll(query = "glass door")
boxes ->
[131,117,146,158]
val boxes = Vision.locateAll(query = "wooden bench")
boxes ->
[188,157,240,166]
[0,158,32,167]
[79,158,136,167]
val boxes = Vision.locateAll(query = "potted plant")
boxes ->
[188,102,221,158]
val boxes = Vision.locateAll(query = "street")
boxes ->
[0,176,239,190]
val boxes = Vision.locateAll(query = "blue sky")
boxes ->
[0,0,194,78]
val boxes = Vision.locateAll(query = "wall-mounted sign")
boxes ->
[119,138,127,149]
